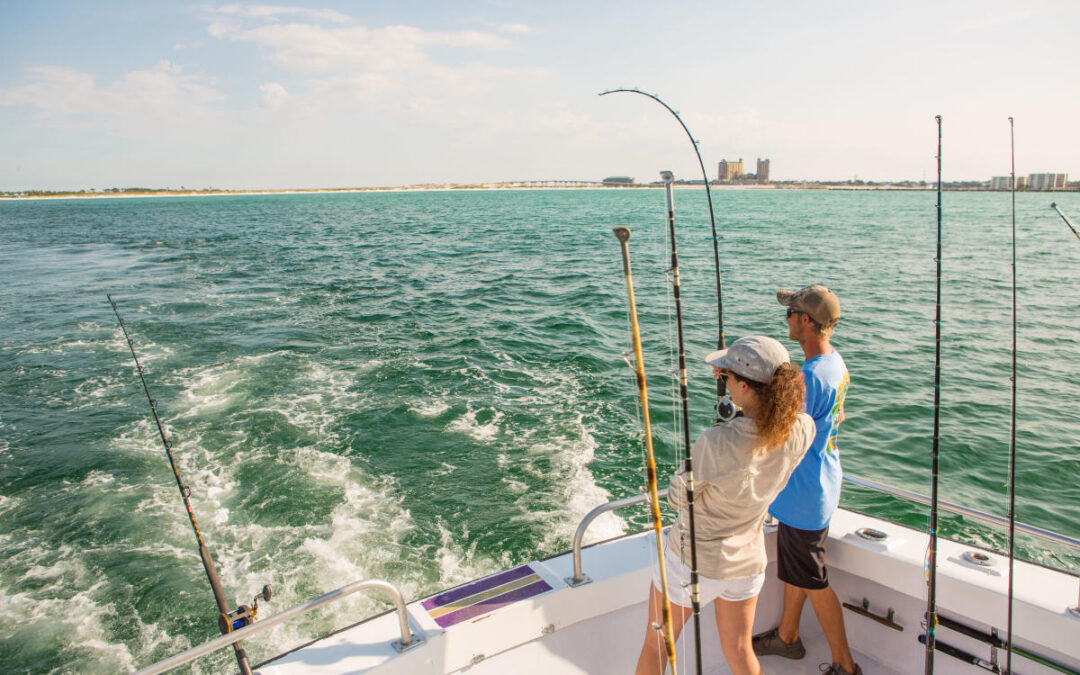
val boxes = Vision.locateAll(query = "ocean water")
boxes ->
[0,188,1078,673]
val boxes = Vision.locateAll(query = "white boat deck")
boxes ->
[253,508,1080,675]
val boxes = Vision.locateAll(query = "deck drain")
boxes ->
[856,527,888,542]
[962,550,996,567]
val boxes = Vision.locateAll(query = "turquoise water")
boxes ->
[1,189,1078,673]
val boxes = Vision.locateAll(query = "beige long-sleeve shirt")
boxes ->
[666,413,814,579]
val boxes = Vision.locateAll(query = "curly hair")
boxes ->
[735,363,805,453]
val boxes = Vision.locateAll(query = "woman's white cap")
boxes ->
[705,335,790,383]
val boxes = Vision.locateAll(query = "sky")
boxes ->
[1,1,1077,190]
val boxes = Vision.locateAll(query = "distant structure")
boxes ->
[602,176,634,187]
[756,158,771,184]
[990,176,1023,190]
[1027,173,1068,191]
[991,174,1067,191]
[718,159,744,182]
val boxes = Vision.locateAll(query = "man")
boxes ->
[752,284,859,675]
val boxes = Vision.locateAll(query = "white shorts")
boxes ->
[651,541,764,606]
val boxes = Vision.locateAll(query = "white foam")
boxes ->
[0,495,18,514]
[71,375,129,409]
[502,477,529,495]
[81,470,116,488]
[172,361,250,418]
[409,399,450,417]
[433,462,456,476]
[225,456,419,655]
[448,407,503,441]
[434,518,508,585]
[484,356,626,551]
[0,544,188,674]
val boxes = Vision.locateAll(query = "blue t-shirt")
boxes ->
[768,350,849,531]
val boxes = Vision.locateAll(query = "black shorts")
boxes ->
[776,522,830,590]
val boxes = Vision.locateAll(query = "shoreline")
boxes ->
[0,184,970,201]
[4,183,1072,201]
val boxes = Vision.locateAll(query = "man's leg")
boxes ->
[777,582,807,643]
[805,585,856,675]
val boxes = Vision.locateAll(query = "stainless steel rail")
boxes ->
[134,579,421,675]
[567,473,1080,588]
[842,473,1080,551]
[567,489,667,586]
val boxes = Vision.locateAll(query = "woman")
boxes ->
[636,335,815,675]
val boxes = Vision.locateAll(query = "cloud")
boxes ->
[197,7,542,128]
[208,3,352,24]
[0,60,222,132]
[209,21,511,74]
[956,9,1031,32]
[260,81,288,109]
[499,23,532,34]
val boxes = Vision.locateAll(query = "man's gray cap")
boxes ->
[777,284,841,326]
[705,335,790,384]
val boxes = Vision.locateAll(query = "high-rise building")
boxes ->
[1027,173,1068,191]
[991,176,1027,190]
[756,158,770,184]
[718,158,744,182]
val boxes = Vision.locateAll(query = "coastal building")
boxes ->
[602,176,634,187]
[990,176,1026,190]
[756,158,770,184]
[718,159,744,182]
[1027,173,1068,191]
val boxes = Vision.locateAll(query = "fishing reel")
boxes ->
[219,585,272,633]
[715,397,737,423]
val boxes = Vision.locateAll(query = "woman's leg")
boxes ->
[635,583,690,675]
[715,594,762,675]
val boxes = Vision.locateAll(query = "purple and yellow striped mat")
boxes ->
[421,564,553,628]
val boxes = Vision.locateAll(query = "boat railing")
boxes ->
[567,473,1080,588]
[841,473,1080,551]
[133,578,422,675]
[567,489,667,586]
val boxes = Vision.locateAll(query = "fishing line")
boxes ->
[1006,117,1018,675]
[923,114,943,675]
[107,294,267,675]
[1050,202,1080,243]
[614,226,679,675]
[599,88,736,423]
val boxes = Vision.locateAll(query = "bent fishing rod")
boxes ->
[1006,117,1019,675]
[108,295,269,675]
[599,88,736,423]
[613,226,679,675]
[924,114,943,675]
[660,171,704,675]
[1050,202,1080,243]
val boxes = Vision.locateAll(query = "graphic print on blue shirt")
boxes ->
[768,351,848,531]
[826,371,850,454]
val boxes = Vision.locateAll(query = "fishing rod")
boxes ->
[107,295,269,675]
[613,226,678,675]
[1006,117,1018,675]
[924,115,943,675]
[599,88,736,423]
[659,170,704,675]
[1050,202,1080,242]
